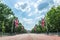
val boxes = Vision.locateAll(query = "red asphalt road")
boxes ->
[0,33,60,40]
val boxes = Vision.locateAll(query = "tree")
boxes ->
[0,2,27,34]
[45,6,60,32]
[0,2,14,33]
[31,20,46,33]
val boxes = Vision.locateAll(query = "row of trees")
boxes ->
[45,6,60,32]
[0,2,27,34]
[31,6,60,33]
[31,19,46,33]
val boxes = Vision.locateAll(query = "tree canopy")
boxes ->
[0,2,27,34]
[31,6,60,33]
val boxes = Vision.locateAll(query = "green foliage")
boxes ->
[31,6,60,33]
[0,3,14,33]
[2,21,5,33]
[14,23,27,33]
[45,6,60,32]
[0,3,27,34]
[31,20,47,33]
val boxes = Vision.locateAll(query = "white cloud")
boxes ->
[33,3,38,8]
[28,12,33,16]
[37,0,42,4]
[23,18,33,24]
[14,1,31,12]
[35,15,45,20]
[14,0,43,13]
[14,0,55,30]
[15,3,19,9]
[34,8,39,14]
[15,2,24,9]
[54,0,60,4]
[28,9,39,17]
[53,0,60,6]
[35,16,41,19]
[30,0,43,9]
[28,7,49,17]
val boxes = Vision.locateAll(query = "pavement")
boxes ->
[0,33,60,40]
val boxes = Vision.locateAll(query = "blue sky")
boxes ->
[2,0,60,30]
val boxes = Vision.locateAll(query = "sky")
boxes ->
[2,0,60,30]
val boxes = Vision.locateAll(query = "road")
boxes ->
[0,33,60,40]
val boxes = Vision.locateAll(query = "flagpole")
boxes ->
[45,16,49,35]
[11,19,14,34]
